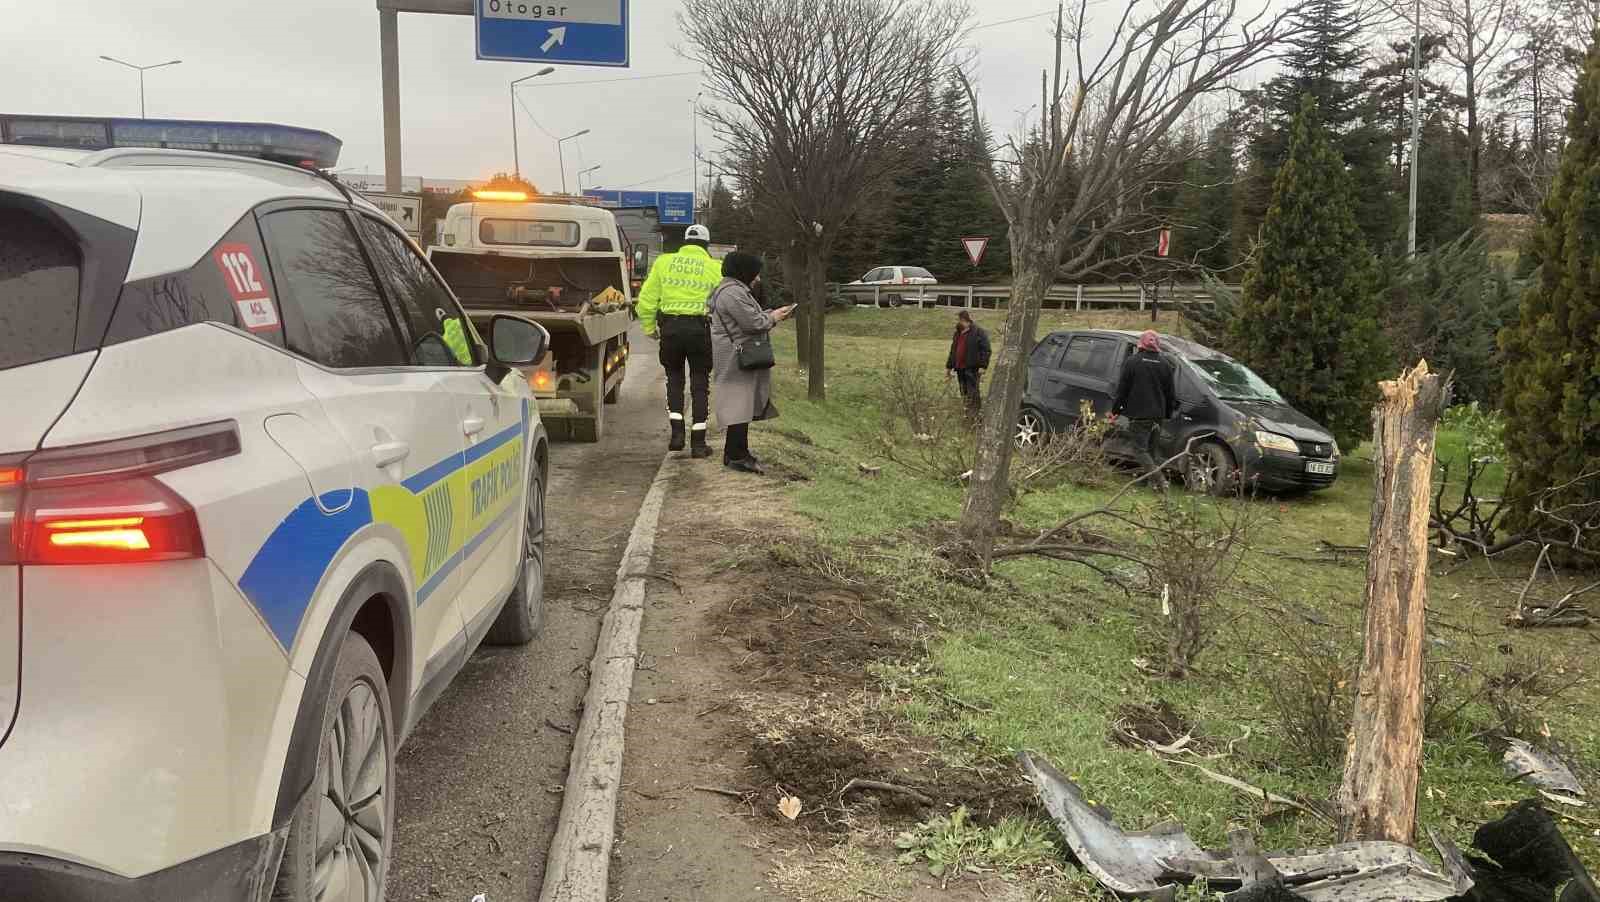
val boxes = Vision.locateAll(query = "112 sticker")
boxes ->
[214,243,281,332]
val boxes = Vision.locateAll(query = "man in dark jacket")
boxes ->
[946,311,991,415]
[1112,330,1177,489]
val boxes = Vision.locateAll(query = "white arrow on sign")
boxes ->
[541,26,568,52]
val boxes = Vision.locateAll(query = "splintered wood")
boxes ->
[1338,361,1449,844]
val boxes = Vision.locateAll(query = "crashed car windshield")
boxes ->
[1188,356,1285,404]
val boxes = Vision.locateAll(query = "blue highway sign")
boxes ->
[476,0,629,67]
[584,189,696,225]
[657,192,694,225]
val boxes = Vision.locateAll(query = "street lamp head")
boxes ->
[572,129,591,139]
[537,66,555,76]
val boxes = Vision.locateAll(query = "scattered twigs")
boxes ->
[1508,544,1596,628]
[839,778,935,806]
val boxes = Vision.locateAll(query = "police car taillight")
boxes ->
[0,462,22,567]
[2,422,239,566]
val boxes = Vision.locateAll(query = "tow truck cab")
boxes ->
[427,193,635,442]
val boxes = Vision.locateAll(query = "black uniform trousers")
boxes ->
[658,314,713,425]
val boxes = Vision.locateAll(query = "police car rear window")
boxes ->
[0,207,79,371]
[479,219,580,248]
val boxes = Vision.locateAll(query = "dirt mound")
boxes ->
[751,726,875,794]
[706,546,909,692]
[747,726,1034,832]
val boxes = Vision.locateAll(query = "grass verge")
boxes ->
[751,307,1599,878]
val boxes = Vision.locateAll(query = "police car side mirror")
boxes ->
[488,315,549,369]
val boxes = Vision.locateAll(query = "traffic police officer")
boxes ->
[638,224,723,457]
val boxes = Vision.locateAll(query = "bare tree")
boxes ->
[680,0,968,400]
[1425,0,1520,218]
[952,0,1304,565]
[1491,7,1571,206]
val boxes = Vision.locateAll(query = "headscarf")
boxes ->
[1137,330,1161,352]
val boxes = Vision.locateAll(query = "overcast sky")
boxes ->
[0,1,1242,195]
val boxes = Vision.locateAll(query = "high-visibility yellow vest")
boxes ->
[636,245,722,334]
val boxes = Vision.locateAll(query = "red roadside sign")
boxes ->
[1157,229,1171,258]
[962,236,990,267]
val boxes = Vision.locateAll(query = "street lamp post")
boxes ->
[1407,0,1421,257]
[578,164,602,192]
[557,129,590,194]
[690,92,703,216]
[510,66,557,181]
[98,56,182,119]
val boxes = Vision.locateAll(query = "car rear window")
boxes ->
[479,218,580,248]
[104,213,285,349]
[905,267,934,279]
[0,207,80,371]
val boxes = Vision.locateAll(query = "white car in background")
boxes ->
[0,141,551,901]
[850,265,938,306]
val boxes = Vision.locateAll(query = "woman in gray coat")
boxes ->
[709,252,795,473]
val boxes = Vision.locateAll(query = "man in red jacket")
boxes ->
[946,311,991,416]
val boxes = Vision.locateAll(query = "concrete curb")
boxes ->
[538,455,673,902]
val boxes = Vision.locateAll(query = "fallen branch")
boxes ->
[840,778,935,806]
[1167,759,1336,827]
[693,785,752,800]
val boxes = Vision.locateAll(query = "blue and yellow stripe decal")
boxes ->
[240,401,530,651]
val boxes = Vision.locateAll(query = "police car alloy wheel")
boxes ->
[273,632,394,902]
[487,463,546,645]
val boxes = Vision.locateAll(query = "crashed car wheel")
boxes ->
[1183,442,1236,496]
[273,632,393,902]
[1016,409,1048,451]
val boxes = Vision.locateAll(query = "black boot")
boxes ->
[669,418,685,452]
[690,425,712,459]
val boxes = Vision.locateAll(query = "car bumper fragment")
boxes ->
[0,828,286,902]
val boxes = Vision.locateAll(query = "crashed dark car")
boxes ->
[1019,330,1341,494]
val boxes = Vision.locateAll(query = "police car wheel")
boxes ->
[273,632,393,902]
[486,463,546,646]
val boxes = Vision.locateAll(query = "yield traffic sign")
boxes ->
[476,0,629,67]
[962,236,990,267]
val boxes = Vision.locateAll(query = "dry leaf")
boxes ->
[777,795,802,820]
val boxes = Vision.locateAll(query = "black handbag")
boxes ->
[712,286,776,371]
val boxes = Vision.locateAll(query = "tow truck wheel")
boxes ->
[486,463,546,645]
[273,632,393,902]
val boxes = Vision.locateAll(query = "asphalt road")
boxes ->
[387,326,665,902]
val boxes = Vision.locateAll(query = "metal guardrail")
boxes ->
[832,282,1235,311]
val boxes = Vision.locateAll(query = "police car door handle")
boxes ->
[462,416,487,437]
[372,441,411,468]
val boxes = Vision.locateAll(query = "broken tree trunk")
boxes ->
[1338,362,1449,844]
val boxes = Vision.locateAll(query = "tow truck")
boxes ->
[429,191,635,442]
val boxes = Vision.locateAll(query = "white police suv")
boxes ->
[0,122,551,901]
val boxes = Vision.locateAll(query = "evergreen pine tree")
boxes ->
[1387,232,1515,405]
[1174,120,1240,272]
[1498,37,1600,550]
[1240,0,1397,253]
[1229,96,1388,451]
[924,81,1009,280]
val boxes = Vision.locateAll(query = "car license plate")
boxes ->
[1306,460,1336,475]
